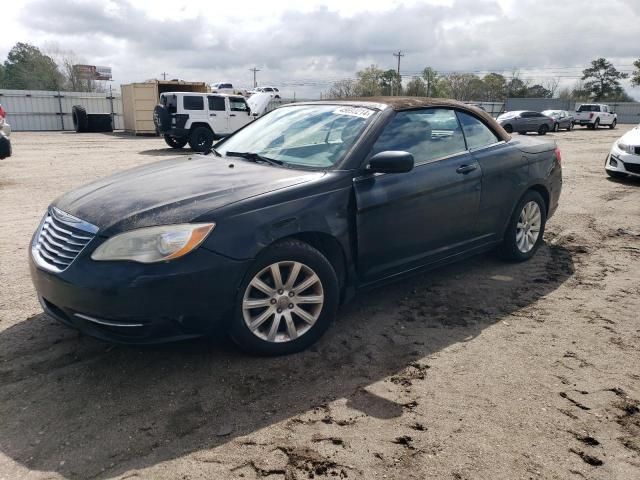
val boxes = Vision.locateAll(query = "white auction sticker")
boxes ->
[332,106,375,119]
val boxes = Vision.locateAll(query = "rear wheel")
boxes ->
[553,122,559,132]
[503,124,513,134]
[188,126,214,152]
[499,190,547,262]
[229,240,339,355]
[609,119,617,130]
[164,135,188,149]
[538,124,549,135]
[594,118,600,129]
[567,122,574,131]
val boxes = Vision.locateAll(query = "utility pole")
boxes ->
[392,51,404,96]
[249,67,261,88]
[161,72,168,81]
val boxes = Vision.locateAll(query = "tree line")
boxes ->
[0,42,106,92]
[327,58,640,102]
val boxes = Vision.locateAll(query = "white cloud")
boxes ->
[2,0,639,99]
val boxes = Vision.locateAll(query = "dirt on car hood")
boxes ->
[52,155,323,235]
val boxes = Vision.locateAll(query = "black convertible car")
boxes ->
[30,98,562,355]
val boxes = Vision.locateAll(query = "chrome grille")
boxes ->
[32,207,98,272]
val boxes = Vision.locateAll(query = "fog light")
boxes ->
[609,157,618,167]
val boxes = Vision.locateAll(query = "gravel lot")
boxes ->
[0,127,639,480]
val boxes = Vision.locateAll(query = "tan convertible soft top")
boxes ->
[351,96,511,142]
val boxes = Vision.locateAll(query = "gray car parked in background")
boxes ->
[542,110,574,132]
[497,111,555,135]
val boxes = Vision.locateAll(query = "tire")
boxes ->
[229,239,339,356]
[606,169,627,179]
[609,119,617,130]
[86,114,113,133]
[538,124,549,135]
[164,135,188,149]
[567,122,574,131]
[498,190,547,262]
[0,135,11,160]
[503,124,513,134]
[71,105,88,133]
[153,105,171,133]
[188,126,215,152]
[594,118,600,129]
[553,122,559,132]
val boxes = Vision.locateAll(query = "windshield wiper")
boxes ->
[206,146,222,157]
[226,151,284,167]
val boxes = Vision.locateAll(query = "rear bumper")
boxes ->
[29,247,251,344]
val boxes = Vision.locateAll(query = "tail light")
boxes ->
[0,105,5,119]
[555,147,562,165]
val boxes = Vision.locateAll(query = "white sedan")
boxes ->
[606,124,640,179]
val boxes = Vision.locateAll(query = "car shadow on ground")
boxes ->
[0,243,575,479]
[137,147,194,156]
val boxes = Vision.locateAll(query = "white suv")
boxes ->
[153,92,272,152]
[251,86,281,99]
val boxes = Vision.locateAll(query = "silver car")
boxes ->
[541,110,574,132]
[497,111,556,135]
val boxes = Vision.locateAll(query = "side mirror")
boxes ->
[368,151,414,174]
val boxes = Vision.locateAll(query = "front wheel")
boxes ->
[498,190,547,262]
[538,124,549,135]
[229,240,339,355]
[594,118,600,129]
[567,122,574,131]
[553,122,559,132]
[188,126,215,152]
[503,124,513,134]
[164,135,188,149]
[609,119,617,130]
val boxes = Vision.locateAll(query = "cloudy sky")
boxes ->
[3,0,640,99]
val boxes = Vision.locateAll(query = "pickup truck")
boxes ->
[574,104,617,129]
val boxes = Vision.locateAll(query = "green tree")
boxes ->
[379,69,402,96]
[353,65,384,97]
[422,67,442,97]
[582,58,628,101]
[441,73,483,101]
[481,73,507,101]
[405,77,427,96]
[2,42,64,90]
[525,84,552,98]
[631,58,640,87]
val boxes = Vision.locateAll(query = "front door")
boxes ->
[354,108,482,283]
[227,97,251,134]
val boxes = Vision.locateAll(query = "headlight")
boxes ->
[91,223,215,263]
[617,141,633,154]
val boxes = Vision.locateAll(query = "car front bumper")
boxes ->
[606,145,640,177]
[29,245,251,344]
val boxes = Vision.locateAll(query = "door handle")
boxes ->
[456,164,477,174]
[209,113,216,116]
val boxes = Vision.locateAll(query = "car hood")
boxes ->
[53,155,324,235]
[619,126,640,145]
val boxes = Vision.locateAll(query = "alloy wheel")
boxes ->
[516,201,542,253]
[242,261,324,343]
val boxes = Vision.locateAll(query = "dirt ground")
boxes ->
[0,127,639,480]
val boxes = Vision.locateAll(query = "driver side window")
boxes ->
[371,109,466,165]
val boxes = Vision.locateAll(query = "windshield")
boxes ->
[216,105,376,168]
[577,105,600,112]
[498,111,520,119]
[542,110,560,117]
